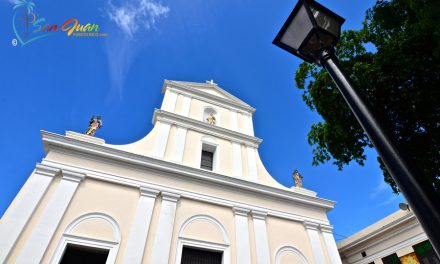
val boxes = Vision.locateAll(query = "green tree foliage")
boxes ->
[294,0,440,193]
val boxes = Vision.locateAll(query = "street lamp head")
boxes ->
[273,0,345,63]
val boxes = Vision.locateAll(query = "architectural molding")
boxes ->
[162,80,256,113]
[150,192,180,264]
[252,210,271,264]
[180,95,191,117]
[175,237,230,264]
[348,232,428,264]
[343,220,421,259]
[233,207,252,264]
[51,234,119,264]
[304,222,326,264]
[153,109,262,148]
[251,210,268,220]
[122,187,158,264]
[338,212,416,252]
[153,121,171,158]
[41,159,333,226]
[16,170,85,264]
[0,164,59,263]
[246,146,258,181]
[61,169,86,183]
[232,142,243,177]
[66,131,105,145]
[322,230,343,264]
[161,89,178,113]
[172,127,187,163]
[275,245,309,264]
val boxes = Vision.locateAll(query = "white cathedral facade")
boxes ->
[0,80,342,264]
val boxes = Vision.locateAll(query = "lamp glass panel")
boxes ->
[310,5,341,38]
[280,4,314,50]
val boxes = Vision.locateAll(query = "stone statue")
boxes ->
[206,114,216,125]
[293,169,303,188]
[85,116,103,136]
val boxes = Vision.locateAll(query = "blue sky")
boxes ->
[0,0,405,240]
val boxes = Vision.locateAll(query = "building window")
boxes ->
[201,149,214,170]
[382,253,402,264]
[361,251,367,257]
[413,240,440,264]
[181,247,223,264]
[59,244,109,264]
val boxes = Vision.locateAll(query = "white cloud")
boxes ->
[369,178,388,199]
[107,0,169,38]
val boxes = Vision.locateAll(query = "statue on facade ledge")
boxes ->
[206,114,216,125]
[85,116,103,136]
[293,169,303,188]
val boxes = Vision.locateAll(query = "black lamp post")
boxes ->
[273,0,440,256]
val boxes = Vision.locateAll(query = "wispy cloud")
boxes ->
[369,179,388,199]
[106,0,169,38]
[104,0,170,100]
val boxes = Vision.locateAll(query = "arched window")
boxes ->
[50,213,121,264]
[203,107,219,125]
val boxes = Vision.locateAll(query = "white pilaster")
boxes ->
[232,142,243,178]
[251,211,271,264]
[246,146,258,181]
[244,113,254,136]
[0,164,59,263]
[122,187,159,264]
[304,221,326,264]
[180,95,191,117]
[230,110,238,131]
[153,121,171,158]
[233,207,252,264]
[16,170,85,264]
[161,90,178,113]
[150,192,180,264]
[172,127,187,163]
[321,225,342,264]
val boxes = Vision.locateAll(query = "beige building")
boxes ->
[338,210,439,264]
[0,80,342,264]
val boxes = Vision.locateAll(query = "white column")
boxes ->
[0,164,59,263]
[150,192,180,264]
[16,170,85,264]
[161,90,178,113]
[321,225,342,264]
[246,146,258,181]
[232,142,243,177]
[122,187,159,264]
[230,110,238,131]
[304,221,326,264]
[251,211,271,264]
[153,121,171,158]
[180,95,191,117]
[172,127,187,163]
[233,207,252,264]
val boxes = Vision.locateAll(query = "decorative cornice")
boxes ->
[61,169,85,183]
[304,221,320,231]
[35,164,60,178]
[161,191,180,202]
[42,159,332,225]
[251,210,268,220]
[337,212,416,252]
[41,131,335,210]
[162,80,256,113]
[320,224,334,233]
[153,109,262,148]
[140,186,160,198]
[233,207,250,217]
